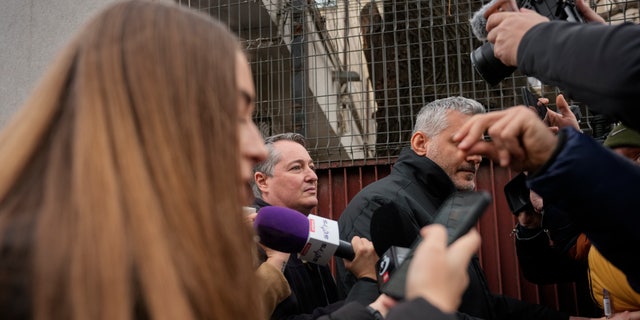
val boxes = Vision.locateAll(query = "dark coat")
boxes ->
[318,299,457,320]
[336,147,455,295]
[337,147,569,320]
[518,21,640,132]
[528,127,640,293]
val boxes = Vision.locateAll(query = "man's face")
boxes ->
[424,110,482,191]
[260,140,318,214]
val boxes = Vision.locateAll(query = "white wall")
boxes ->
[0,0,171,128]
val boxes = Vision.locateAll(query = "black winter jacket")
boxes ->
[337,148,569,320]
[518,21,640,132]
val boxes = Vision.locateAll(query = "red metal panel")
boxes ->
[316,160,592,316]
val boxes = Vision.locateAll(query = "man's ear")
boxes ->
[410,131,429,156]
[254,172,269,193]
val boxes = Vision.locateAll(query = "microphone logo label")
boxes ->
[378,255,390,276]
[321,220,330,240]
[312,243,328,263]
[300,215,340,265]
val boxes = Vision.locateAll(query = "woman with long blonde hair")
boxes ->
[0,1,265,318]
[0,0,486,319]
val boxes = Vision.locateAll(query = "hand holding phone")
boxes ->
[520,87,547,121]
[405,224,482,313]
[379,191,491,300]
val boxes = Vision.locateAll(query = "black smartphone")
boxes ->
[503,172,533,216]
[379,191,492,300]
[520,87,547,120]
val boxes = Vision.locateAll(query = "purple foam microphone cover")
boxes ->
[254,206,310,253]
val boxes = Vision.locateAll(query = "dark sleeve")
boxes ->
[451,312,483,320]
[513,202,586,284]
[452,312,484,320]
[491,294,569,320]
[528,127,640,292]
[370,202,421,256]
[334,257,353,300]
[279,301,346,320]
[315,302,373,320]
[344,278,380,306]
[319,299,468,320]
[517,21,640,132]
[336,197,380,297]
[386,298,457,320]
[514,224,585,284]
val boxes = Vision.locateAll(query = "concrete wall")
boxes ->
[0,0,171,128]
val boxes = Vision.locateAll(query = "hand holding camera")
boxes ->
[470,0,585,85]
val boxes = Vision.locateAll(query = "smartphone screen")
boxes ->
[378,191,492,300]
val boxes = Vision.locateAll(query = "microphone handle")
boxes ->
[335,240,355,260]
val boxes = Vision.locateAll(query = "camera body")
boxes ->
[471,0,584,86]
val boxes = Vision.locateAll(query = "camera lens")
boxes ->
[470,42,517,86]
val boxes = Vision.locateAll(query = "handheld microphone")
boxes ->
[376,246,411,286]
[254,206,355,265]
[469,0,519,40]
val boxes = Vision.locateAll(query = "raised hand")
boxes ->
[486,8,549,66]
[344,236,379,280]
[546,94,580,132]
[453,106,558,171]
[575,0,605,24]
[405,224,481,313]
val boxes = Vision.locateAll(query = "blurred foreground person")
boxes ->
[0,1,487,319]
[0,1,268,318]
[512,123,640,318]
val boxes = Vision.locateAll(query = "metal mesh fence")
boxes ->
[178,0,639,165]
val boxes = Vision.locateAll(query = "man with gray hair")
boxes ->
[337,96,570,319]
[339,96,485,259]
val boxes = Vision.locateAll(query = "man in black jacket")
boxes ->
[337,96,571,320]
[251,132,380,319]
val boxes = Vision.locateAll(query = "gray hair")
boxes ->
[250,133,307,198]
[412,96,486,137]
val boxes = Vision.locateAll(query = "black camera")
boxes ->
[471,0,584,86]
